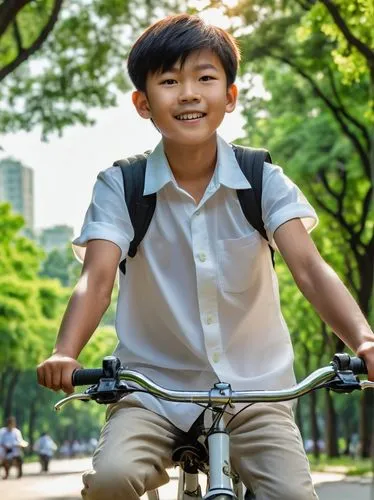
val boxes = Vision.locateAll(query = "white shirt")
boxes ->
[73,135,318,431]
[34,435,57,457]
[0,427,24,458]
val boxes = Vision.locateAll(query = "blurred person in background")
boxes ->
[0,416,28,479]
[33,431,58,472]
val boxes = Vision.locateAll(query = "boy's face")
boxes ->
[132,48,237,146]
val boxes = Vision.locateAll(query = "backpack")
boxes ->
[113,144,274,275]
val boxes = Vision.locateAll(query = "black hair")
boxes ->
[127,13,240,92]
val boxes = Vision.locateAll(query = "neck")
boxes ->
[162,134,218,183]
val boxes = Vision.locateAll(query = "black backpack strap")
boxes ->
[232,144,275,265]
[113,152,155,274]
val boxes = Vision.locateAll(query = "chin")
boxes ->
[167,131,218,147]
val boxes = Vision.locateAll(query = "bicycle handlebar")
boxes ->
[71,354,367,388]
[53,354,372,412]
[73,364,337,404]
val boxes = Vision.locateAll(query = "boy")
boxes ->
[37,13,374,500]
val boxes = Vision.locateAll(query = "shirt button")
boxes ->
[198,252,206,262]
[206,314,213,325]
[212,352,220,363]
[195,210,201,216]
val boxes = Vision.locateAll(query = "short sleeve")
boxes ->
[15,429,23,445]
[72,167,134,262]
[262,162,318,248]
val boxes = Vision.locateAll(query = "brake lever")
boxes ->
[54,393,91,412]
[85,379,132,404]
[323,371,361,393]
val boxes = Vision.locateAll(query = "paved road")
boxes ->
[1,458,373,499]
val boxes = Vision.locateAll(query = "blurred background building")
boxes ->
[0,157,34,236]
[39,225,74,252]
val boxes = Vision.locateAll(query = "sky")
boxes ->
[0,93,246,236]
[0,6,247,237]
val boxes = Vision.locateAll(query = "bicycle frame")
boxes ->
[146,415,247,500]
[55,354,371,500]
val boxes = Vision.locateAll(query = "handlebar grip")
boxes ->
[72,368,104,386]
[333,353,368,375]
[349,357,368,375]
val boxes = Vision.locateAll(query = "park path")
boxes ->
[1,457,373,499]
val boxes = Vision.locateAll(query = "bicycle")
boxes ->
[55,353,373,499]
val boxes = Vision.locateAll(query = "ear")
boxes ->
[132,90,152,119]
[225,84,238,114]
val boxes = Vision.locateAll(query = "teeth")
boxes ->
[176,113,204,120]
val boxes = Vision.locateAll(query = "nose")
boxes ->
[178,83,201,103]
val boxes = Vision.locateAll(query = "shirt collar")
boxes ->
[143,135,251,196]
[144,141,175,195]
[216,135,251,190]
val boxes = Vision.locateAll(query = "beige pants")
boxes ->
[82,400,318,499]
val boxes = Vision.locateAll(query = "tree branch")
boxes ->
[318,166,348,224]
[309,182,368,264]
[308,182,355,237]
[12,18,23,54]
[0,0,64,82]
[344,249,360,296]
[0,0,32,38]
[357,186,373,238]
[318,174,338,201]
[293,0,315,11]
[326,65,370,150]
[319,0,374,64]
[321,320,335,354]
[269,52,371,179]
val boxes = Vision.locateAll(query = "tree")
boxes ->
[0,0,64,81]
[40,246,81,287]
[0,202,118,442]
[224,0,373,457]
[0,0,180,138]
[0,203,66,419]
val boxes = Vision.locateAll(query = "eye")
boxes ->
[200,75,216,81]
[161,79,177,85]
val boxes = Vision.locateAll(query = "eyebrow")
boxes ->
[164,63,219,74]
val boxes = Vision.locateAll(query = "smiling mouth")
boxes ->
[175,112,206,121]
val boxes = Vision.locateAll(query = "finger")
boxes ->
[51,365,63,392]
[36,364,45,387]
[43,364,53,390]
[61,369,74,394]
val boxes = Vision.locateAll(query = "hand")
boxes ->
[356,341,374,381]
[37,353,81,394]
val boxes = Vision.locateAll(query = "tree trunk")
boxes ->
[357,256,374,458]
[344,433,351,456]
[0,370,9,407]
[325,389,339,457]
[360,390,374,457]
[28,398,38,455]
[3,370,20,420]
[310,390,320,459]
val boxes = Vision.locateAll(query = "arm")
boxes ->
[274,218,374,380]
[37,239,121,393]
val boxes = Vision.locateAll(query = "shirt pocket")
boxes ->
[217,232,261,293]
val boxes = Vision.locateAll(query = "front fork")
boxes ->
[204,418,237,499]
